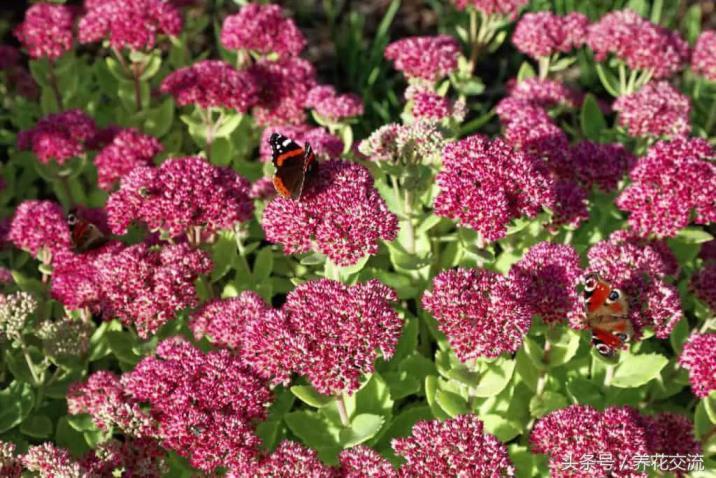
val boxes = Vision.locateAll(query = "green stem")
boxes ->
[538,56,550,80]
[625,68,639,94]
[56,175,76,208]
[47,60,63,111]
[618,63,627,95]
[468,8,480,72]
[403,189,416,255]
[235,227,252,277]
[21,345,41,386]
[336,393,350,427]
[705,98,716,134]
[604,364,615,387]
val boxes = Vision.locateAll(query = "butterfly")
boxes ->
[67,211,107,252]
[582,272,633,358]
[269,132,316,200]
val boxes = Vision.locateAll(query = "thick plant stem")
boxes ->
[403,189,416,255]
[336,393,350,427]
[604,364,615,387]
[112,47,143,112]
[468,8,480,72]
[47,61,63,111]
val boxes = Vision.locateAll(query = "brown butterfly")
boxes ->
[583,272,633,358]
[269,132,317,200]
[67,211,107,252]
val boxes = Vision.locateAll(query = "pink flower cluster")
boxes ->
[191,280,401,396]
[78,0,182,50]
[160,60,259,112]
[262,160,398,266]
[121,338,272,473]
[569,140,635,193]
[422,268,531,361]
[692,30,716,81]
[504,77,580,109]
[586,230,681,338]
[94,128,163,191]
[512,11,589,60]
[258,125,343,162]
[508,242,583,325]
[679,333,716,398]
[434,134,554,241]
[452,0,527,18]
[393,414,515,476]
[616,137,715,237]
[250,57,317,126]
[8,200,70,257]
[587,9,688,78]
[692,261,716,312]
[306,85,364,121]
[17,109,97,166]
[613,81,691,138]
[221,3,306,58]
[14,3,74,60]
[385,35,461,81]
[531,405,699,478]
[107,156,254,237]
[410,90,465,121]
[95,242,211,337]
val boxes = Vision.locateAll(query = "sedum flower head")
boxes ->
[452,0,527,19]
[9,200,70,257]
[17,109,97,166]
[570,140,635,193]
[339,446,398,478]
[512,11,588,60]
[613,81,691,138]
[14,3,74,60]
[692,30,716,81]
[306,85,364,121]
[94,128,163,191]
[221,4,305,58]
[246,441,334,478]
[692,262,716,312]
[0,441,22,478]
[23,443,83,478]
[679,333,716,398]
[0,292,37,344]
[250,57,316,126]
[385,35,461,81]
[36,317,93,359]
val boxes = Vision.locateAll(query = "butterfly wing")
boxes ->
[583,273,633,357]
[68,212,107,252]
[270,133,314,200]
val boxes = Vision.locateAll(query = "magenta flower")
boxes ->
[570,140,635,192]
[250,177,277,201]
[586,230,681,338]
[306,85,364,121]
[17,109,97,166]
[452,0,527,18]
[613,81,691,138]
[221,4,305,58]
[358,124,401,162]
[616,137,715,238]
[587,10,688,79]
[94,128,162,191]
[692,30,716,81]
[512,12,588,60]
[505,78,580,109]
[410,90,465,121]
[393,415,514,477]
[258,124,343,162]
[190,291,270,350]
[692,262,716,311]
[95,242,211,338]
[250,57,317,126]
[339,446,397,478]
[385,35,461,81]
[531,405,651,478]
[0,268,12,286]
[121,337,272,473]
[246,441,333,478]
[160,60,259,112]
[508,242,583,325]
[643,413,701,459]
[679,333,716,398]
[23,443,83,476]
[9,200,70,257]
[281,279,401,396]
[434,135,553,242]
[14,3,74,60]
[422,268,531,361]
[80,438,166,478]
[78,0,182,50]
[67,370,155,437]
[701,240,716,263]
[262,159,398,266]
[0,441,22,478]
[106,156,254,238]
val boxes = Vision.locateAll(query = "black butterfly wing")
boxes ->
[270,134,312,200]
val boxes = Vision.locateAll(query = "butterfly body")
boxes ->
[583,273,632,358]
[67,212,107,252]
[269,133,316,200]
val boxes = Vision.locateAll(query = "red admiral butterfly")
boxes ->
[269,133,316,200]
[583,272,633,358]
[67,211,107,252]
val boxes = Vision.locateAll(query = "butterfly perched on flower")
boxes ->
[269,132,316,200]
[582,272,633,358]
[67,210,107,252]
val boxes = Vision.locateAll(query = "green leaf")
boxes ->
[144,98,175,138]
[705,391,716,425]
[106,330,142,366]
[214,113,243,138]
[67,414,96,432]
[509,444,549,478]
[435,389,468,417]
[595,63,621,97]
[580,93,607,141]
[425,376,450,420]
[20,415,53,438]
[670,317,690,354]
[350,373,394,418]
[626,0,649,17]
[253,247,274,282]
[529,391,568,418]
[210,232,237,282]
[566,377,604,408]
[517,62,536,82]
[472,357,517,397]
[256,419,283,452]
[55,417,90,456]
[675,227,713,244]
[481,414,522,442]
[284,411,340,457]
[0,381,34,433]
[611,351,668,388]
[139,54,162,80]
[339,414,384,448]
[210,137,233,166]
[376,405,432,449]
[547,329,581,368]
[682,5,701,44]
[290,385,333,408]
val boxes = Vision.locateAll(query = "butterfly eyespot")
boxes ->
[67,213,78,226]
[596,343,614,357]
[583,275,598,291]
[607,289,621,303]
[615,332,630,343]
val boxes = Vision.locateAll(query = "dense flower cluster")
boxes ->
[262,160,398,266]
[0,441,22,478]
[247,441,333,477]
[409,90,465,121]
[258,125,343,162]
[250,57,317,125]
[586,230,680,338]
[8,200,70,257]
[434,134,554,241]
[94,128,162,191]
[509,242,583,325]
[78,0,182,50]
[339,446,397,478]
[189,291,269,350]
[692,261,716,311]
[616,137,715,237]
[692,30,716,81]
[504,78,580,109]
[393,415,515,476]
[23,443,83,477]
[95,242,212,337]
[422,268,531,361]
[14,3,74,60]
[587,9,688,78]
[17,109,97,166]
[512,12,588,60]
[385,35,460,81]
[121,338,272,473]
[642,413,701,458]
[569,140,635,192]
[679,333,716,398]
[613,81,691,138]
[306,85,364,121]
[452,0,527,18]
[0,292,37,344]
[160,60,259,112]
[107,156,254,237]
[221,3,305,58]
